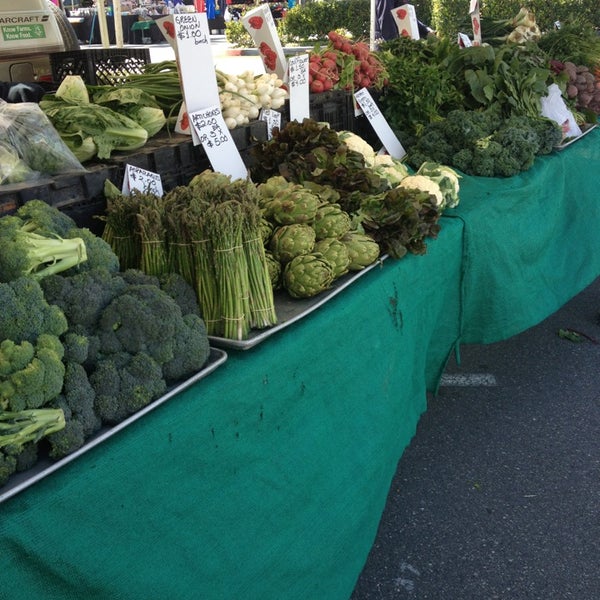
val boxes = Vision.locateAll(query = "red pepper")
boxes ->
[248,16,264,29]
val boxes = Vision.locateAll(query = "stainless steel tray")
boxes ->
[556,123,597,150]
[0,347,228,504]
[209,256,387,350]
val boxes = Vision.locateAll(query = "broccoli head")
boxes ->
[0,276,68,344]
[0,333,66,411]
[64,227,120,275]
[15,200,120,275]
[91,352,167,425]
[96,284,184,365]
[41,268,127,332]
[158,272,202,318]
[0,450,17,486]
[16,199,77,238]
[1,407,65,484]
[162,313,211,383]
[0,215,88,283]
[46,362,101,458]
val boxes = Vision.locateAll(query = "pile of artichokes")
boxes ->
[257,177,380,298]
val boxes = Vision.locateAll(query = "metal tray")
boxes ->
[209,256,387,350]
[0,347,228,504]
[556,123,597,150]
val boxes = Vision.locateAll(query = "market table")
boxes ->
[444,126,600,344]
[0,218,464,600]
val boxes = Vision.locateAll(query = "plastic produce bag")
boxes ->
[540,83,582,140]
[0,99,86,177]
[0,140,41,185]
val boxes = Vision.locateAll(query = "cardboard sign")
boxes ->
[469,1,482,46]
[287,54,310,123]
[189,105,248,180]
[391,4,419,40]
[169,12,221,145]
[354,88,406,159]
[242,5,287,80]
[457,33,473,48]
[121,164,163,197]
[259,108,282,140]
[155,15,179,55]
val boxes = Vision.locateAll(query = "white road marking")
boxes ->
[439,373,498,386]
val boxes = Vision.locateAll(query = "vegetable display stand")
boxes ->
[50,48,151,86]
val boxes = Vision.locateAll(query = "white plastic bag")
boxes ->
[540,83,582,140]
[0,99,86,177]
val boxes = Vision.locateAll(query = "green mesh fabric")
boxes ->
[0,218,463,600]
[445,127,600,344]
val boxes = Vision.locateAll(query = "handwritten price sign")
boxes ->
[354,88,406,159]
[288,54,310,123]
[121,164,163,197]
[189,106,248,180]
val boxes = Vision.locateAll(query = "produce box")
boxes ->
[283,90,354,132]
[49,48,151,86]
[103,131,211,192]
[0,164,118,234]
[230,119,269,167]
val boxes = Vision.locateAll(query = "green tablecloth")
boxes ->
[0,218,464,600]
[446,127,600,344]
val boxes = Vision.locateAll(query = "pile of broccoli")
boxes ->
[406,109,564,178]
[1,200,211,486]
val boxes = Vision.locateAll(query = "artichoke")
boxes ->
[270,186,321,225]
[283,253,335,298]
[269,223,316,264]
[313,203,352,240]
[341,232,381,270]
[259,216,274,245]
[302,181,341,204]
[263,250,282,289]
[313,238,350,279]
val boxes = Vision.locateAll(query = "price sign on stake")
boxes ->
[242,5,288,80]
[288,54,310,123]
[170,13,220,143]
[122,164,163,197]
[189,106,248,181]
[469,0,482,46]
[259,108,282,140]
[354,88,406,159]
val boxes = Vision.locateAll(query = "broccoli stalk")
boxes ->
[14,229,87,280]
[0,408,66,449]
[0,216,88,283]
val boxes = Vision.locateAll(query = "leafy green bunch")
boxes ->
[250,118,387,214]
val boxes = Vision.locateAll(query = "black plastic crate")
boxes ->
[283,90,354,132]
[0,165,119,234]
[50,48,151,86]
[103,131,212,192]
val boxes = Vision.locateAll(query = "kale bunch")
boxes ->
[407,109,563,178]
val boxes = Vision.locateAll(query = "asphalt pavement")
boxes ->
[350,275,600,600]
